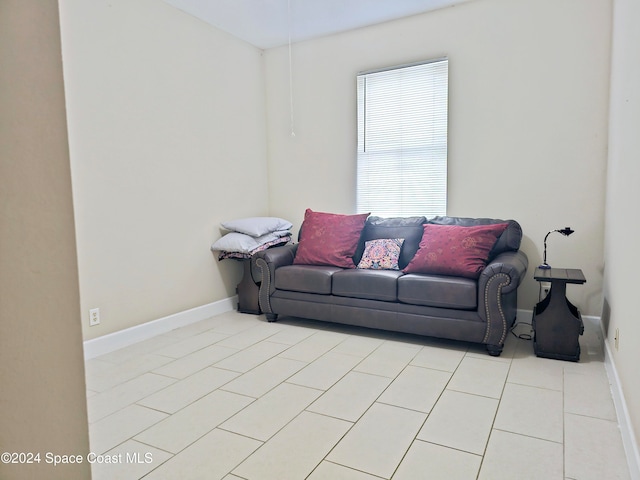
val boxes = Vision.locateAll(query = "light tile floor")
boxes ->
[85,311,632,479]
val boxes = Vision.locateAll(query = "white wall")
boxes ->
[265,0,611,316]
[0,1,91,478]
[59,0,269,340]
[604,0,640,457]
[53,0,637,466]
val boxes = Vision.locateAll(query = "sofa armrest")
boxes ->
[254,244,297,313]
[477,250,529,353]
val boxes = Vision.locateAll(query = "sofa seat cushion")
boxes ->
[332,269,403,302]
[398,274,477,309]
[274,265,343,294]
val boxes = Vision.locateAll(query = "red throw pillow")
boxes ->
[403,223,509,278]
[293,209,370,268]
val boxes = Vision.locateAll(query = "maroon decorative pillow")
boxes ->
[293,209,370,268]
[403,223,509,278]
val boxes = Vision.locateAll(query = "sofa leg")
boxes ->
[486,344,503,357]
[266,313,278,323]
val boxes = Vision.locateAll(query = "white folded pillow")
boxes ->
[221,217,292,237]
[211,230,291,254]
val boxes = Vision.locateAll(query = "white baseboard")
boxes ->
[82,296,237,360]
[516,308,533,323]
[517,308,639,479]
[604,338,640,480]
[516,309,603,336]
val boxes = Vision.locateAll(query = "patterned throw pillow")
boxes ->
[293,209,370,268]
[403,223,509,278]
[357,238,405,270]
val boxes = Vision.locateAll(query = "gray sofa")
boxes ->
[254,215,528,356]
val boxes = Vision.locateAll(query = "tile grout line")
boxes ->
[85,313,629,480]
[473,339,517,480]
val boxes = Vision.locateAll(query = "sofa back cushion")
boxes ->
[353,216,427,270]
[428,216,522,260]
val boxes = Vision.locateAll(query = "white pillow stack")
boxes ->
[211,217,293,260]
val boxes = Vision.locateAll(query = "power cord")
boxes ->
[510,282,551,340]
[510,319,533,340]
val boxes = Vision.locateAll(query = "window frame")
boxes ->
[356,57,449,217]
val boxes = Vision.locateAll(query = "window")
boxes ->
[357,58,448,217]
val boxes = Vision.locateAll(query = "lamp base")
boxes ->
[538,263,551,270]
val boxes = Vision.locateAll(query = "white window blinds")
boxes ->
[357,58,448,217]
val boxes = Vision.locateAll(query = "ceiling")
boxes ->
[163,0,473,49]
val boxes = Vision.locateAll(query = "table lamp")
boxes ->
[539,227,574,269]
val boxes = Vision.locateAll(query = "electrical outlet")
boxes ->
[614,328,619,350]
[89,308,100,326]
[539,281,551,300]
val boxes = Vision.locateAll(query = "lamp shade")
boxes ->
[558,227,575,236]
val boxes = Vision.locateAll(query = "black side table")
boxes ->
[236,257,261,315]
[532,267,586,361]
